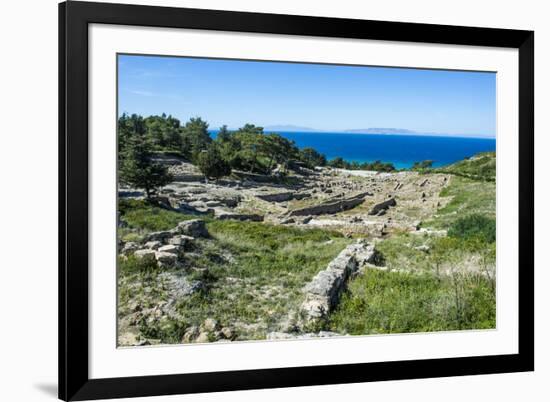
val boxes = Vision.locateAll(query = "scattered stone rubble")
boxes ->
[119,155,451,238]
[120,219,208,267]
[118,156,455,344]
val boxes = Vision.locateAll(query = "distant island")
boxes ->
[264,125,417,134]
[264,125,319,132]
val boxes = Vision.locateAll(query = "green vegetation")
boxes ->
[118,114,402,178]
[117,121,497,342]
[327,151,498,336]
[195,144,231,180]
[327,157,396,172]
[329,269,495,334]
[329,229,496,334]
[299,147,327,168]
[426,175,495,229]
[437,152,495,181]
[412,159,434,171]
[448,214,496,243]
[119,199,194,235]
[118,199,352,342]
[119,131,173,198]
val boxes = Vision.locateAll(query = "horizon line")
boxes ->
[211,128,496,140]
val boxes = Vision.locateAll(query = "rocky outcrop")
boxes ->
[214,210,264,222]
[256,192,295,202]
[288,191,372,217]
[300,242,377,323]
[368,198,397,215]
[121,220,207,268]
[177,219,209,238]
[256,191,311,203]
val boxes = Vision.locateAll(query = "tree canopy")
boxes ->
[119,132,173,198]
[118,114,401,183]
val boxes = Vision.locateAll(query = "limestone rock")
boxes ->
[134,249,156,259]
[182,326,199,343]
[121,242,139,255]
[154,251,177,267]
[288,191,372,217]
[195,331,210,343]
[202,318,220,332]
[158,244,179,254]
[215,211,264,222]
[144,241,162,250]
[368,198,397,215]
[168,235,194,247]
[177,219,208,238]
[300,242,377,323]
[144,229,177,242]
[221,327,235,340]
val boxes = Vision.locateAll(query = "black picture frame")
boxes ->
[59,1,534,400]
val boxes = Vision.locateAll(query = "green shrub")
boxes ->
[448,214,496,243]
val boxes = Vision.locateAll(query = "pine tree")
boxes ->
[195,144,231,181]
[119,134,173,198]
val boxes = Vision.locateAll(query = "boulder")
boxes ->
[168,235,194,247]
[144,229,177,242]
[195,331,210,343]
[256,192,294,202]
[202,318,220,332]
[144,241,162,250]
[182,326,199,343]
[177,219,208,238]
[215,211,264,222]
[134,249,156,259]
[154,251,178,267]
[221,327,235,340]
[158,244,179,254]
[121,242,139,255]
[368,198,396,215]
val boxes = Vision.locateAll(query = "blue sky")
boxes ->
[118,54,496,138]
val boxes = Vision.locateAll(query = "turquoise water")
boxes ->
[270,131,495,169]
[211,131,496,169]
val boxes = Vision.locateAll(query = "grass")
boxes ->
[118,199,352,343]
[119,199,196,232]
[425,175,495,229]
[173,222,351,340]
[328,268,495,334]
[436,151,496,182]
[327,228,496,335]
[118,147,497,343]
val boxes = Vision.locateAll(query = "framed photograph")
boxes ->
[59,1,534,400]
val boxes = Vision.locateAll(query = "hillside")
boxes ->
[117,150,496,345]
[437,151,496,181]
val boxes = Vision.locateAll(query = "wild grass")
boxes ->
[117,199,352,342]
[327,228,496,335]
[328,268,495,334]
[119,199,196,233]
[426,175,495,229]
[436,151,496,182]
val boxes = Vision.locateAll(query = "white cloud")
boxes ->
[129,90,155,97]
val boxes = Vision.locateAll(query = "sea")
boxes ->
[211,131,496,170]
